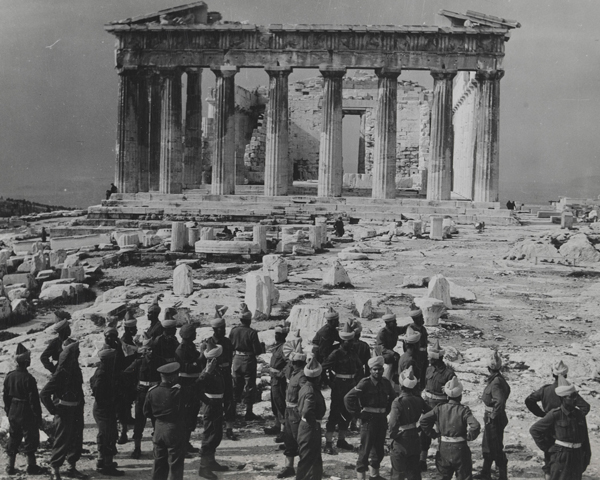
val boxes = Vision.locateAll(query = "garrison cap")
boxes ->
[157,362,180,375]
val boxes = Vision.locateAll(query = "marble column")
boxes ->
[372,67,401,199]
[264,66,292,196]
[211,65,239,195]
[473,69,504,203]
[136,71,150,192]
[357,113,366,174]
[158,68,183,194]
[115,69,148,194]
[148,72,161,192]
[318,66,346,197]
[427,69,457,201]
[183,68,203,189]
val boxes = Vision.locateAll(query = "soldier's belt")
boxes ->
[362,407,386,414]
[397,423,417,432]
[484,406,494,412]
[286,402,298,408]
[139,381,159,387]
[205,393,224,399]
[334,373,354,379]
[234,351,254,356]
[424,391,447,400]
[555,440,582,449]
[301,418,321,425]
[440,436,466,443]
[179,372,199,378]
[58,400,80,407]
[219,363,230,368]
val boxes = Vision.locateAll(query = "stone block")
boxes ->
[0,263,7,279]
[7,256,25,270]
[188,228,200,246]
[442,217,457,236]
[170,222,188,252]
[72,302,127,324]
[448,281,477,303]
[287,305,329,343]
[253,225,268,253]
[0,249,13,265]
[49,249,67,267]
[41,278,75,291]
[429,216,444,240]
[263,255,288,283]
[61,266,85,282]
[427,274,453,308]
[244,273,274,318]
[0,297,11,320]
[173,264,194,296]
[413,297,446,326]
[142,233,162,247]
[561,212,574,229]
[338,251,369,260]
[3,273,36,290]
[200,227,215,241]
[12,240,40,255]
[323,260,352,288]
[11,298,30,317]
[292,245,315,256]
[50,234,111,251]
[117,233,140,248]
[7,287,28,301]
[354,293,373,318]
[351,227,377,240]
[63,254,81,268]
[38,283,87,303]
[195,240,261,255]
[308,226,322,250]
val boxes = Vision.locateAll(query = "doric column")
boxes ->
[148,72,161,191]
[211,65,239,195]
[183,68,203,189]
[427,69,457,201]
[473,69,504,202]
[158,68,183,194]
[264,66,292,196]
[317,66,346,197]
[372,67,401,199]
[115,69,148,193]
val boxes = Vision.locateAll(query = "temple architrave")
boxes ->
[99,3,520,223]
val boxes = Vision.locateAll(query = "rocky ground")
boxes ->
[1,216,600,480]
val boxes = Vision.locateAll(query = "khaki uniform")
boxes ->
[296,382,327,480]
[481,372,510,471]
[229,324,262,405]
[282,367,307,458]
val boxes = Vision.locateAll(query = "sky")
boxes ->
[0,0,598,207]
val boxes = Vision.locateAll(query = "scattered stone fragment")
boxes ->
[413,297,446,326]
[170,222,188,252]
[448,280,477,303]
[402,276,429,288]
[427,274,453,308]
[287,305,330,343]
[429,216,444,240]
[39,283,87,303]
[245,273,275,318]
[354,293,373,318]
[0,297,12,320]
[3,273,36,290]
[292,245,315,256]
[263,255,288,283]
[558,233,600,263]
[11,298,31,317]
[173,264,194,296]
[323,259,352,288]
[117,232,140,249]
[337,251,369,261]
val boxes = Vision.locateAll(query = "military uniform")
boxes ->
[152,332,180,366]
[355,339,371,377]
[176,339,202,445]
[526,382,590,417]
[143,379,185,480]
[412,324,428,388]
[197,365,226,472]
[147,320,164,340]
[530,406,591,480]
[229,324,263,406]
[389,391,431,480]
[269,341,288,428]
[481,371,511,476]
[398,350,420,388]
[311,323,340,362]
[90,357,119,470]
[3,366,42,459]
[40,337,63,374]
[201,335,236,426]
[344,375,396,474]
[296,382,327,480]
[282,366,307,459]
[420,400,481,480]
[376,325,400,382]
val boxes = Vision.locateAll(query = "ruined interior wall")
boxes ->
[452,71,478,199]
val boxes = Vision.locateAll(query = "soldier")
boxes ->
[420,377,481,480]
[90,348,124,476]
[530,376,591,480]
[103,326,130,445]
[146,296,163,339]
[40,316,71,374]
[40,338,87,480]
[406,305,428,389]
[4,344,47,476]
[351,320,371,378]
[123,333,161,459]
[389,367,431,480]
[264,323,290,442]
[277,343,307,478]
[175,323,202,455]
[121,311,138,349]
[296,356,327,480]
[229,304,264,420]
[311,308,341,362]
[197,339,230,480]
[525,360,590,479]
[322,322,363,455]
[398,325,422,386]
[475,351,510,480]
[152,311,180,366]
[375,312,400,384]
[419,340,456,472]
[143,362,186,480]
[201,305,237,440]
[344,354,396,480]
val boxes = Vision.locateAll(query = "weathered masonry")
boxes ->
[105,3,519,202]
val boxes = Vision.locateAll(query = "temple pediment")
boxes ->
[108,1,221,27]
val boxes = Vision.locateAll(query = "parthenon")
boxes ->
[102,2,520,221]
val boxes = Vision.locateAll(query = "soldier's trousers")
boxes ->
[50,404,84,468]
[481,415,507,467]
[390,429,422,480]
[93,403,118,458]
[133,387,155,440]
[152,421,184,480]
[200,400,223,457]
[296,420,322,480]
[356,413,387,472]
[420,397,446,456]
[270,379,287,424]
[232,354,257,405]
[548,447,587,480]
[222,371,236,422]
[436,441,472,480]
[326,378,355,432]
[283,407,301,457]
[6,402,39,456]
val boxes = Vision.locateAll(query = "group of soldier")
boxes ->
[2,299,593,480]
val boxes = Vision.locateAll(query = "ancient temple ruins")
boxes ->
[100,3,520,222]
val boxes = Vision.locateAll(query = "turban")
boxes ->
[240,303,252,321]
[399,366,418,389]
[427,340,445,359]
[325,308,339,321]
[124,317,137,328]
[53,319,70,333]
[339,322,355,341]
[444,377,463,398]
[15,343,31,363]
[161,318,177,329]
[350,319,362,334]
[179,323,196,340]
[382,313,396,323]
[304,357,323,378]
[368,356,385,369]
[211,316,226,329]
[409,304,423,318]
[555,375,577,397]
[552,360,568,376]
[204,337,223,359]
[157,362,180,375]
[403,325,421,344]
[488,350,502,370]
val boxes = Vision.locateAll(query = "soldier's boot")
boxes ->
[225,421,239,440]
[53,466,63,480]
[97,456,124,477]
[198,456,218,480]
[323,431,337,455]
[277,457,295,478]
[244,404,262,421]
[368,466,385,480]
[209,452,230,472]
[419,450,428,472]
[264,419,281,435]
[187,441,200,454]
[64,463,89,479]
[474,455,493,480]
[131,439,142,459]
[336,430,354,451]
[117,427,128,445]
[356,470,367,480]
[6,454,16,475]
[26,453,48,475]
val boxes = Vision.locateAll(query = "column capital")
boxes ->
[185,67,202,74]
[475,69,505,81]
[430,69,458,81]
[265,65,293,76]
[318,65,347,77]
[210,65,239,77]
[374,67,402,78]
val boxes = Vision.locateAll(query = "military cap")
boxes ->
[555,375,576,397]
[339,322,355,341]
[157,362,180,375]
[552,360,568,376]
[98,348,116,361]
[444,377,463,398]
[211,316,226,328]
[179,323,196,340]
[304,356,322,378]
